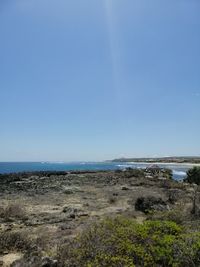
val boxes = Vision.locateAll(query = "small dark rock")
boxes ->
[122,186,129,191]
[78,213,89,217]
[42,257,57,267]
[60,224,72,230]
[63,189,74,194]
[69,213,76,219]
[62,207,77,214]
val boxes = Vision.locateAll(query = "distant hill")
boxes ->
[110,157,200,164]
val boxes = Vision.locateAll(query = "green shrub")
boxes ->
[185,167,200,185]
[57,217,200,267]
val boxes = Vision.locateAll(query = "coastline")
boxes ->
[0,161,195,180]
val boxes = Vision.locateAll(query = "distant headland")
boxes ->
[110,156,200,164]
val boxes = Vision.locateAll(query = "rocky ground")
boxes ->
[0,169,199,266]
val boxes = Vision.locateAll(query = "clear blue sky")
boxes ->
[0,0,200,161]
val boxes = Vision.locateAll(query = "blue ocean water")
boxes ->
[0,162,191,180]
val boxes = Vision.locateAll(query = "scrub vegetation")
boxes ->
[0,168,200,266]
[57,217,200,267]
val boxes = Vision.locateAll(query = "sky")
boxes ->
[0,0,200,161]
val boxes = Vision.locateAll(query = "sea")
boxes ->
[0,162,192,180]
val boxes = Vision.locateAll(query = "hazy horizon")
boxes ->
[1,0,200,161]
[1,155,200,163]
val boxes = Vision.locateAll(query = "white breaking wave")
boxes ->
[172,171,186,176]
[117,164,133,168]
[43,161,65,164]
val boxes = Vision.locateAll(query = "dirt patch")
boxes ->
[0,253,22,267]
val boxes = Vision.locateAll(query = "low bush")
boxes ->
[57,217,200,267]
[147,208,186,225]
[124,168,145,178]
[135,196,168,214]
[0,231,32,253]
[0,204,27,221]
